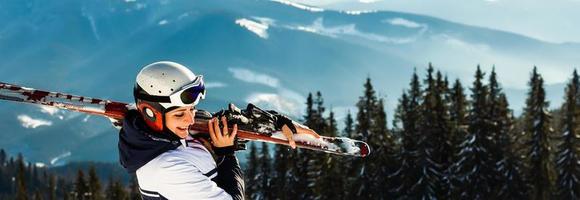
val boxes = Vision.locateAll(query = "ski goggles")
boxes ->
[136,75,206,107]
[169,75,206,106]
[169,75,205,106]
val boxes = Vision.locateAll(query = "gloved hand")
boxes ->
[211,103,250,151]
[245,103,298,148]
[244,103,298,134]
[212,103,299,149]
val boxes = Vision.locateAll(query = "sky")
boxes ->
[287,0,580,44]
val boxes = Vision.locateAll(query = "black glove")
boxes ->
[209,103,297,148]
[268,110,298,134]
[245,103,298,135]
[212,103,250,151]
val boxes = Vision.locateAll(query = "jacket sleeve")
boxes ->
[213,146,245,200]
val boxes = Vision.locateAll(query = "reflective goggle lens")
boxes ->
[179,82,205,104]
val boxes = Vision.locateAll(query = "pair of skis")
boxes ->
[0,81,369,157]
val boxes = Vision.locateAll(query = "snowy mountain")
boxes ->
[0,0,576,164]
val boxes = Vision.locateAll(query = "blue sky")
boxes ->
[288,0,580,44]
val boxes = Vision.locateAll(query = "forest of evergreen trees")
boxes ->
[1,64,579,199]
[0,150,140,199]
[244,64,579,200]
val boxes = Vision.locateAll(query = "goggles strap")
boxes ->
[135,92,171,103]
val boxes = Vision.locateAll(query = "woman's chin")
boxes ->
[170,129,188,139]
[176,132,188,139]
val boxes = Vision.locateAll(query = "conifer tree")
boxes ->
[271,145,297,200]
[48,174,56,200]
[105,177,126,200]
[128,175,139,200]
[16,154,27,200]
[88,165,102,200]
[318,110,342,200]
[451,65,495,199]
[344,111,354,138]
[257,142,272,200]
[0,149,6,166]
[555,69,580,199]
[391,69,422,198]
[409,64,447,199]
[448,79,467,162]
[495,93,530,199]
[523,67,556,200]
[245,142,259,200]
[75,170,88,200]
[341,110,357,198]
[331,76,395,199]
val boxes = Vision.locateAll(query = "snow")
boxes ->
[384,18,424,29]
[336,137,361,154]
[271,0,324,12]
[295,26,318,33]
[35,162,46,168]
[270,131,323,145]
[533,119,541,127]
[270,132,363,155]
[290,18,420,44]
[50,151,71,166]
[342,10,377,15]
[252,17,276,26]
[235,18,269,39]
[17,115,52,128]
[563,130,570,136]
[255,119,275,133]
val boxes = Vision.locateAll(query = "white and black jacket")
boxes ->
[118,110,244,200]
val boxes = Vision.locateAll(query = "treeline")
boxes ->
[243,64,580,200]
[1,63,578,199]
[0,150,139,200]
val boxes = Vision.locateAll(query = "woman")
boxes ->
[118,61,296,199]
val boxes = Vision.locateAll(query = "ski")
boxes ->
[0,81,370,157]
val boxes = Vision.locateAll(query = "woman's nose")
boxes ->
[184,110,195,123]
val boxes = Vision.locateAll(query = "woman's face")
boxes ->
[164,106,196,139]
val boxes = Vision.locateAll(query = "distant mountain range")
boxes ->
[0,0,576,165]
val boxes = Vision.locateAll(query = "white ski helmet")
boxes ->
[133,61,206,132]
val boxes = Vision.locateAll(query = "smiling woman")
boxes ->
[118,61,245,200]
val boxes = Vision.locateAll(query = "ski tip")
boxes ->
[359,142,371,157]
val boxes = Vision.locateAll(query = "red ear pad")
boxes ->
[137,102,164,132]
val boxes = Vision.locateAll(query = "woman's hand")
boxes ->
[281,125,297,149]
[208,116,238,148]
